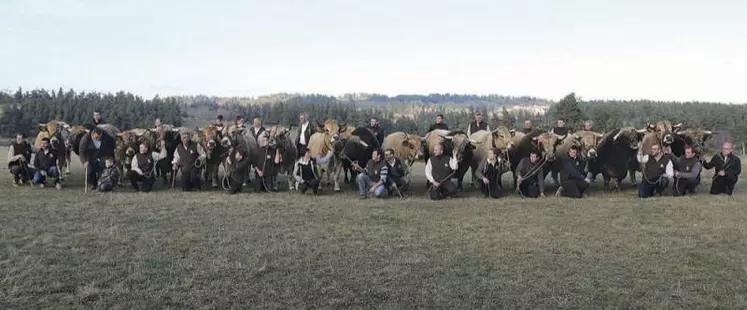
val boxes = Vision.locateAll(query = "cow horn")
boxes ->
[440,135,453,140]
[358,141,369,148]
[594,132,604,138]
[554,133,565,140]
[316,120,324,128]
[703,130,712,135]
[636,129,647,134]
[469,138,478,144]
[340,122,347,128]
[673,122,682,128]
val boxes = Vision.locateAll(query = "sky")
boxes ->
[1,0,746,103]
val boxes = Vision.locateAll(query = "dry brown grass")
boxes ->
[1,155,746,308]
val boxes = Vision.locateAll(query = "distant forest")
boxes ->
[2,88,747,148]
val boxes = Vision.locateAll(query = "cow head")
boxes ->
[439,131,473,162]
[676,128,713,155]
[490,127,513,150]
[116,131,138,159]
[532,132,564,161]
[616,127,643,150]
[317,120,343,144]
[575,131,604,158]
[37,121,69,151]
[200,125,222,155]
[221,124,246,148]
[399,132,425,161]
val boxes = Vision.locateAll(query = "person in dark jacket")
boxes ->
[97,157,119,192]
[467,112,490,137]
[253,134,282,192]
[226,148,252,194]
[33,138,61,189]
[427,114,449,132]
[552,119,569,136]
[293,147,334,195]
[637,143,675,198]
[79,127,116,190]
[522,120,534,134]
[516,150,545,198]
[673,146,702,196]
[424,144,459,200]
[383,148,410,194]
[295,112,314,158]
[8,133,35,185]
[368,117,385,145]
[475,148,503,198]
[354,148,388,199]
[703,142,741,195]
[128,141,167,192]
[558,146,589,198]
[249,118,266,141]
[171,131,207,191]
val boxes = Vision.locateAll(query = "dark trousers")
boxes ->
[86,159,103,187]
[429,180,458,200]
[638,178,670,198]
[298,179,320,194]
[479,181,502,198]
[128,171,154,192]
[254,175,277,192]
[228,175,244,194]
[710,176,737,196]
[296,143,307,159]
[519,181,541,198]
[673,177,699,196]
[180,166,201,191]
[561,179,589,198]
[10,164,33,183]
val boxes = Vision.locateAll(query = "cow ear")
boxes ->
[38,124,47,132]
[509,129,516,137]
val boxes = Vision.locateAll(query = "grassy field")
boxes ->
[1,155,746,309]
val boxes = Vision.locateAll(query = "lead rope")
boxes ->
[516,156,548,198]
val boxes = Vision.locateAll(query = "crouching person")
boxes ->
[98,158,119,192]
[673,146,701,196]
[425,144,459,200]
[559,146,590,198]
[475,148,503,199]
[172,131,206,192]
[8,133,35,186]
[128,141,167,192]
[383,148,410,196]
[703,142,741,196]
[293,147,334,195]
[516,150,546,198]
[226,148,252,194]
[33,137,61,189]
[637,143,674,198]
[355,148,388,199]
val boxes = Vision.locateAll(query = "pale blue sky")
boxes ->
[2,0,746,102]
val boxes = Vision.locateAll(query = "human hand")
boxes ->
[482,177,489,184]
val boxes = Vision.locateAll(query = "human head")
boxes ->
[722,142,733,156]
[584,120,592,131]
[487,148,497,161]
[41,137,50,149]
[370,117,379,127]
[253,118,261,128]
[139,143,149,154]
[436,114,444,124]
[181,132,191,144]
[568,145,578,158]
[15,133,24,144]
[649,143,661,157]
[529,150,540,163]
[524,120,532,129]
[91,128,103,141]
[299,112,307,124]
[105,157,115,168]
[93,110,102,122]
[371,148,382,161]
[557,119,565,128]
[433,144,444,156]
[384,149,395,161]
[475,112,483,122]
[155,118,162,127]
[684,146,695,159]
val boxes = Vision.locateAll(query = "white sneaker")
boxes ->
[39,183,45,188]
[55,183,62,190]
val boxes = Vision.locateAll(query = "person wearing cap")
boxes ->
[293,147,334,195]
[467,112,490,137]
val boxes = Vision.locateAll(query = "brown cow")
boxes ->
[468,129,513,187]
[382,132,425,167]
[199,125,229,188]
[35,121,72,175]
[424,129,475,190]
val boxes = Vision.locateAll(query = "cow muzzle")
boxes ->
[207,140,216,149]
[587,148,597,158]
[221,137,231,147]
[663,134,673,145]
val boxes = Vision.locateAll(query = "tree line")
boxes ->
[2,88,746,147]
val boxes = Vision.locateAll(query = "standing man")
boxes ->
[467,112,490,137]
[354,148,388,199]
[88,110,105,131]
[154,118,162,128]
[583,120,593,131]
[249,118,266,141]
[80,127,116,191]
[8,133,34,185]
[637,143,674,198]
[214,115,225,128]
[33,138,61,189]
[673,146,702,196]
[369,117,385,145]
[522,120,534,134]
[425,144,459,200]
[428,114,449,132]
[552,119,569,136]
[703,142,741,195]
[128,141,167,192]
[295,112,313,158]
[474,148,503,198]
[558,146,589,198]
[515,150,546,198]
[171,131,206,192]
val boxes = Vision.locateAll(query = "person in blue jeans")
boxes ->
[33,137,61,189]
[354,148,388,199]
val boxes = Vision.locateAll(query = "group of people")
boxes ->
[6,111,743,201]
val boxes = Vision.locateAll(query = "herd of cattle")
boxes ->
[30,119,714,195]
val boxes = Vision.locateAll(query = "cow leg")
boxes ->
[332,161,342,192]
[628,169,638,185]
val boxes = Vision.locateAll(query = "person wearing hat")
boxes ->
[467,112,490,137]
[293,147,334,195]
